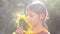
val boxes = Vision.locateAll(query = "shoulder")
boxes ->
[38,31,50,34]
[37,28,50,34]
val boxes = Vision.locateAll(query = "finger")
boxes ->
[17,26,24,31]
[16,29,23,34]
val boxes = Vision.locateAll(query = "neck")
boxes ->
[32,21,45,33]
[38,21,44,28]
[33,21,44,29]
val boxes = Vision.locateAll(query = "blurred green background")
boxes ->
[0,0,60,34]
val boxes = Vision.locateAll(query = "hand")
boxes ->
[16,26,24,34]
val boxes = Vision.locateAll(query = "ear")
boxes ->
[39,13,45,20]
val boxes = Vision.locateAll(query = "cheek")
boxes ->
[33,15,39,21]
[31,16,39,26]
[32,16,38,21]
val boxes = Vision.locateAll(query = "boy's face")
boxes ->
[26,10,45,27]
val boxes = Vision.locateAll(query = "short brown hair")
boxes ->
[26,3,47,15]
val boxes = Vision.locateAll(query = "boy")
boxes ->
[16,1,50,34]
